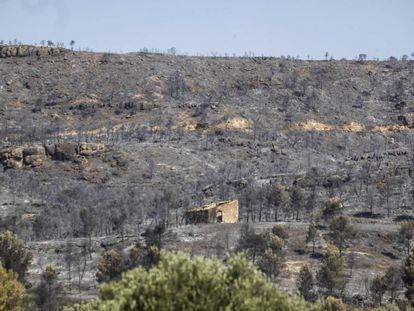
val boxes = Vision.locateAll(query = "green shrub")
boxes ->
[67,250,319,311]
[96,250,125,283]
[319,296,346,311]
[316,244,346,297]
[0,264,25,311]
[0,231,32,282]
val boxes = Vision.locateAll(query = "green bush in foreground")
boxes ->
[67,250,320,311]
[0,264,25,311]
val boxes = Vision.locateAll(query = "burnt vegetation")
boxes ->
[1,44,414,308]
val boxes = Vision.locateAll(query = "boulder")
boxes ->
[9,47,17,57]
[44,144,56,157]
[17,45,31,57]
[50,48,62,56]
[8,146,24,160]
[77,143,105,157]
[22,145,46,168]
[0,146,25,169]
[23,145,45,157]
[23,155,45,167]
[2,158,24,169]
[54,142,78,161]
[1,146,22,160]
[36,48,50,57]
[0,46,8,57]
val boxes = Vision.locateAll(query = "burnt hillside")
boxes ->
[1,46,414,220]
[1,45,414,302]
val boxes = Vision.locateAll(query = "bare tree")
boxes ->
[370,274,386,306]
[63,241,75,290]
[358,54,367,62]
[384,266,401,303]
[75,242,88,292]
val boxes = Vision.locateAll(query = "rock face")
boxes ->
[0,45,66,58]
[0,143,106,169]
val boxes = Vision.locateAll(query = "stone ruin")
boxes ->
[185,200,239,224]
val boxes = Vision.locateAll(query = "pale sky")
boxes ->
[0,0,413,59]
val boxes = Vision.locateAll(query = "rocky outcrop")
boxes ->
[0,142,106,169]
[77,142,106,157]
[0,145,47,169]
[0,45,66,58]
[346,148,408,162]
